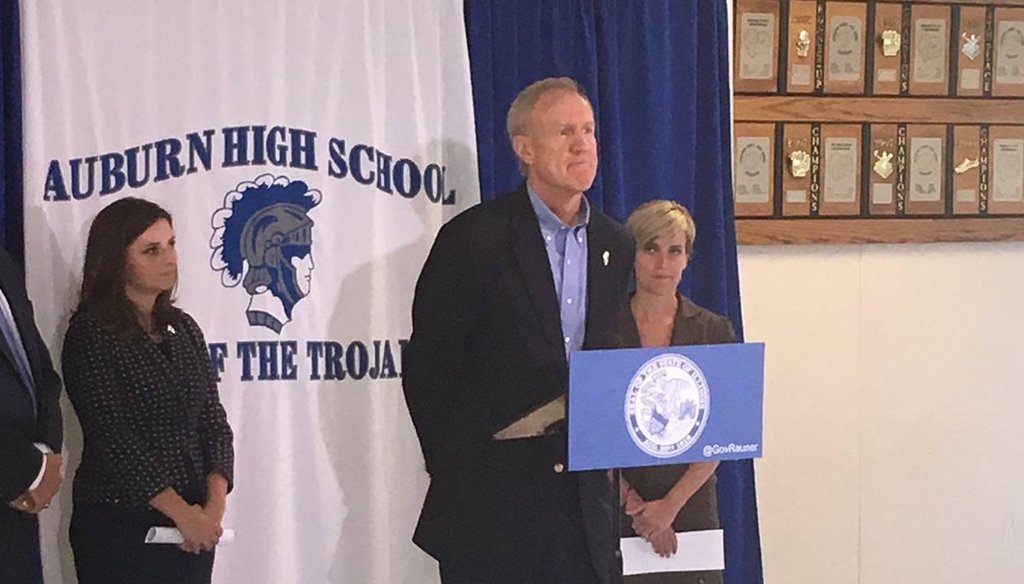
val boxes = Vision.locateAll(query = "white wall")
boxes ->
[740,242,1024,584]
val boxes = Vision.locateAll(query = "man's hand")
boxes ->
[7,453,62,514]
[28,453,63,512]
[7,492,34,513]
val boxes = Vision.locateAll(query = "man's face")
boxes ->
[514,91,598,200]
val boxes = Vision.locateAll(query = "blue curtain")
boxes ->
[1,0,24,264]
[465,1,762,582]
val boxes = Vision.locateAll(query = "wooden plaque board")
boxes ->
[733,2,1024,245]
[868,124,899,216]
[787,0,819,94]
[819,124,862,215]
[782,123,813,216]
[952,125,983,215]
[734,123,775,217]
[824,2,868,95]
[873,3,904,95]
[735,0,780,93]
[957,6,988,97]
[993,7,1024,97]
[908,4,952,96]
[905,125,947,215]
[988,125,1024,214]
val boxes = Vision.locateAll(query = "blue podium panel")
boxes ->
[568,343,765,471]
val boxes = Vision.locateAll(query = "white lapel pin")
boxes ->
[602,250,610,266]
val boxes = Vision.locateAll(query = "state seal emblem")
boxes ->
[624,353,710,458]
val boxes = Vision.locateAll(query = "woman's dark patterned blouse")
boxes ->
[62,309,234,508]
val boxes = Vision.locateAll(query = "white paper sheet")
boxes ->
[145,527,236,546]
[621,529,724,576]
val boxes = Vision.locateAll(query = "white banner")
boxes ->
[20,1,478,582]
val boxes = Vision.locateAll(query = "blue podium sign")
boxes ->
[568,343,765,471]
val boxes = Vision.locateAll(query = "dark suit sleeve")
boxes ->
[403,220,483,475]
[62,316,172,503]
[0,428,44,502]
[0,251,61,500]
[24,298,63,453]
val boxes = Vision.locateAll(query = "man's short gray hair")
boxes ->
[506,77,590,175]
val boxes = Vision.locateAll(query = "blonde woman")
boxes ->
[619,200,734,584]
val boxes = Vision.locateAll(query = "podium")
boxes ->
[568,343,765,578]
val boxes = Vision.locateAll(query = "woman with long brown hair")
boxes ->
[63,197,234,584]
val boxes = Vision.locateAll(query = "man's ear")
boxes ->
[512,134,533,166]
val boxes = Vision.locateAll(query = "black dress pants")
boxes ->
[439,499,603,584]
[0,505,42,584]
[70,503,214,584]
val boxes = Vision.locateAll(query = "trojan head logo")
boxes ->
[210,173,322,333]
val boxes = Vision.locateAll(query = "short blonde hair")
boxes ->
[626,200,697,257]
[506,77,590,175]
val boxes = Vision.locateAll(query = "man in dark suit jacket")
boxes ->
[404,77,634,583]
[0,248,64,583]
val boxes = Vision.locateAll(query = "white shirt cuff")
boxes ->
[28,443,50,491]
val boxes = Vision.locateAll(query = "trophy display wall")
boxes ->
[734,0,1024,244]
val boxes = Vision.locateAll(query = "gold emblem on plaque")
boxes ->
[873,150,894,179]
[788,150,811,178]
[954,157,980,174]
[880,30,901,57]
[795,30,811,58]
[962,33,981,61]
